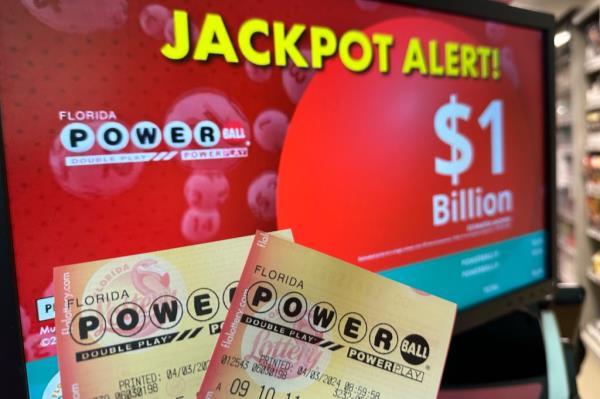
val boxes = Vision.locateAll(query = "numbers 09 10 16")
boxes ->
[228,379,300,399]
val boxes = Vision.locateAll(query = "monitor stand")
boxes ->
[439,309,575,399]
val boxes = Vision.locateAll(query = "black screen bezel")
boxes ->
[381,0,557,333]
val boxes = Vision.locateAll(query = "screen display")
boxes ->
[0,0,547,397]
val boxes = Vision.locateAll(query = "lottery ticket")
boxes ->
[54,230,292,399]
[198,232,456,399]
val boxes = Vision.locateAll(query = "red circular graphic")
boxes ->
[139,4,170,40]
[21,0,128,34]
[184,172,230,210]
[181,207,221,243]
[248,171,277,221]
[277,17,544,271]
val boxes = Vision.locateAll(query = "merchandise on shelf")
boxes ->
[556,68,570,95]
[583,154,600,180]
[593,251,600,275]
[583,155,600,229]
[585,21,600,60]
[556,98,572,126]
[558,222,576,283]
[558,221,575,247]
[557,188,574,217]
[587,109,600,131]
[586,320,600,345]
[558,252,577,283]
[556,137,573,192]
[586,196,600,229]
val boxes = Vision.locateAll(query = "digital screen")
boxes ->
[0,0,547,397]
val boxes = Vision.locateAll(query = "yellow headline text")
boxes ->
[161,11,501,80]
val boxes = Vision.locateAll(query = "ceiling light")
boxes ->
[554,30,571,47]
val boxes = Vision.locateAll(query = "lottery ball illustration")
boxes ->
[165,89,251,172]
[245,61,272,83]
[502,47,520,88]
[282,49,316,104]
[184,172,230,209]
[485,21,506,43]
[355,0,381,11]
[49,135,144,199]
[139,4,170,40]
[247,171,277,221]
[181,207,221,243]
[253,109,289,153]
[21,0,127,34]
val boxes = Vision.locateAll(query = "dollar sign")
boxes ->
[33,0,62,12]
[434,94,473,186]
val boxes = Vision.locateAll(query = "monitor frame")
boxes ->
[389,0,557,334]
[0,0,555,396]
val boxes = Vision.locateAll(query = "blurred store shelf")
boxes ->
[558,208,576,224]
[585,55,600,73]
[587,268,600,286]
[559,239,577,257]
[586,227,600,241]
[587,132,600,150]
[573,1,599,26]
[586,96,600,111]
[582,321,600,360]
[558,119,572,129]
[586,181,600,198]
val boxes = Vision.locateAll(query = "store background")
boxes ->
[509,0,600,397]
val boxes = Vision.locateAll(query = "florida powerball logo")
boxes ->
[59,119,250,166]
